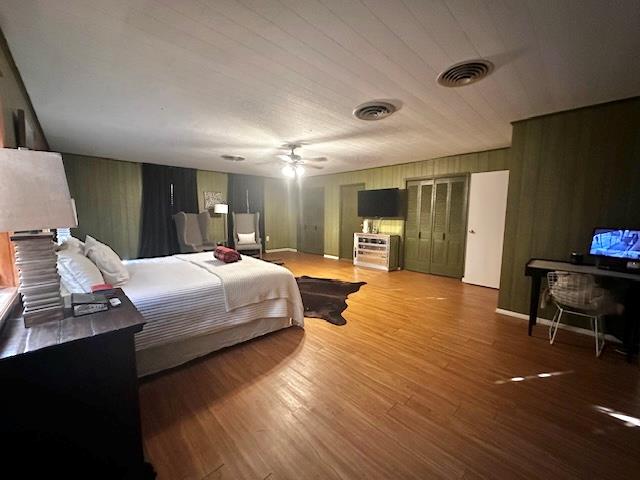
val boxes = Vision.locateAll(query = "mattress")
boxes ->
[122,255,301,351]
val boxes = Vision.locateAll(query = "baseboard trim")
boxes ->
[462,277,499,289]
[495,308,621,343]
[265,248,297,253]
[323,254,339,260]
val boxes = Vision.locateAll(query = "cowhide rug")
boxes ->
[295,276,366,326]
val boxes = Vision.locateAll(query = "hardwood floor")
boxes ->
[139,253,639,480]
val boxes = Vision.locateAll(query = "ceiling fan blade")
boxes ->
[277,154,297,163]
[303,156,328,162]
[305,164,324,170]
[279,142,308,149]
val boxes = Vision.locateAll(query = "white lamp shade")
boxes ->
[213,203,228,214]
[0,148,77,232]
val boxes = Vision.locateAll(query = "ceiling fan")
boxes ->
[274,143,327,178]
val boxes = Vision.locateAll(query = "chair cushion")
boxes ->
[202,242,217,251]
[236,242,261,251]
[84,235,130,286]
[237,232,256,244]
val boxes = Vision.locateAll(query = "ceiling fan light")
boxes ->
[295,165,305,176]
[282,164,295,178]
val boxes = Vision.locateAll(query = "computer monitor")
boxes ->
[589,228,640,260]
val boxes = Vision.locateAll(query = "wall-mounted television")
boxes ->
[589,228,640,260]
[357,188,403,218]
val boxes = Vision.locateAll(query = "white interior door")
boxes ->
[462,170,509,288]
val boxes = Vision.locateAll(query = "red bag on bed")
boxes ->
[214,245,241,263]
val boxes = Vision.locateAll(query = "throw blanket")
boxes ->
[175,253,304,325]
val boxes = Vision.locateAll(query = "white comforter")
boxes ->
[123,254,304,351]
[176,253,303,312]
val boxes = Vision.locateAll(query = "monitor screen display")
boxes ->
[589,228,640,260]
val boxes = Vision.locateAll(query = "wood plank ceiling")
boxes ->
[1,0,639,176]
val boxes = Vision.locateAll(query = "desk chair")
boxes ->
[547,272,623,357]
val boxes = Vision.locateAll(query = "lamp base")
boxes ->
[11,232,64,327]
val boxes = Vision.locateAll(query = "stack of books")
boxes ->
[13,234,64,327]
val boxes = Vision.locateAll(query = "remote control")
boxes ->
[109,298,122,308]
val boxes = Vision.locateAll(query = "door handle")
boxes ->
[442,233,446,240]
[418,231,421,239]
[469,229,476,234]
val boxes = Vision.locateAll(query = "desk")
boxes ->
[0,289,154,479]
[525,259,640,357]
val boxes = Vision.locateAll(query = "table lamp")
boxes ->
[213,203,229,246]
[0,148,77,327]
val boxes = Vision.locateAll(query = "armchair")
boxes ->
[232,212,262,258]
[173,211,216,253]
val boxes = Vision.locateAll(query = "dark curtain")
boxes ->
[139,163,198,258]
[227,174,265,248]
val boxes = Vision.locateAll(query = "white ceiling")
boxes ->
[1,0,639,176]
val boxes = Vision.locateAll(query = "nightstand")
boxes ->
[0,289,154,479]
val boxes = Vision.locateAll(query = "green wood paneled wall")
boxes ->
[63,153,142,259]
[264,178,298,250]
[0,29,48,287]
[63,154,232,259]
[302,148,510,257]
[63,148,509,260]
[63,155,300,256]
[498,98,640,322]
[0,29,47,150]
[196,170,228,245]
[287,185,298,249]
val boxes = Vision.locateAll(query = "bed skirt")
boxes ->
[136,317,294,377]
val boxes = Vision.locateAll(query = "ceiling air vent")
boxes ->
[221,155,245,162]
[353,101,397,121]
[437,59,494,87]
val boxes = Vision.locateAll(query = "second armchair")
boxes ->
[232,212,262,258]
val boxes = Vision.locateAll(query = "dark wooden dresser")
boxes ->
[0,289,154,479]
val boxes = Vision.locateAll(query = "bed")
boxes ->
[121,252,304,376]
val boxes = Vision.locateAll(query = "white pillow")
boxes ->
[237,232,256,245]
[58,236,85,255]
[57,251,105,293]
[59,273,83,294]
[84,235,130,286]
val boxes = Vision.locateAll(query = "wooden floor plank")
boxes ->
[140,253,639,480]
